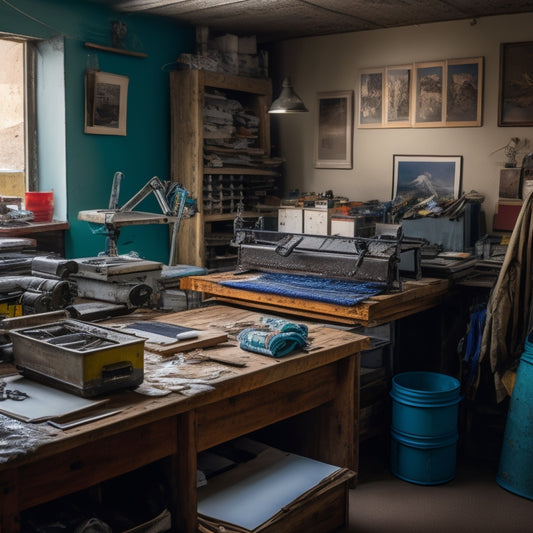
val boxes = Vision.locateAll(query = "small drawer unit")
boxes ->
[304,208,331,235]
[278,207,303,233]
[330,216,356,237]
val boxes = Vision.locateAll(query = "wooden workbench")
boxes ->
[180,272,450,326]
[0,221,69,256]
[0,304,367,532]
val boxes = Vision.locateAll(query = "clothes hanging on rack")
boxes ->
[478,191,533,402]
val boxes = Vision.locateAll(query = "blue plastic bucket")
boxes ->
[390,371,461,437]
[390,371,461,485]
[496,332,533,500]
[391,429,458,485]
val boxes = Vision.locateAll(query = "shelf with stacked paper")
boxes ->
[170,69,278,269]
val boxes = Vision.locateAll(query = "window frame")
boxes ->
[0,33,38,192]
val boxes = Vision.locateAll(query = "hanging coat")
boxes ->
[478,191,533,402]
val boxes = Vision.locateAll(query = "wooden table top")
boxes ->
[0,221,69,236]
[0,304,368,469]
[180,272,451,326]
[78,210,178,227]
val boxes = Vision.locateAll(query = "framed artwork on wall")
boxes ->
[85,70,129,135]
[499,41,533,127]
[414,62,444,127]
[446,57,483,127]
[392,155,462,200]
[385,65,412,127]
[358,57,483,129]
[358,69,384,128]
[314,90,353,169]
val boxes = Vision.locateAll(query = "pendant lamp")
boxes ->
[268,77,308,113]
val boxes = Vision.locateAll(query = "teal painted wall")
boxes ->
[0,0,194,262]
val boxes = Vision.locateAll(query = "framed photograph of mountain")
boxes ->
[499,41,533,126]
[392,155,462,201]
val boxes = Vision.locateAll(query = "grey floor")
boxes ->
[346,438,533,533]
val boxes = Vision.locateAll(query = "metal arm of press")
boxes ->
[116,175,174,215]
[104,173,177,258]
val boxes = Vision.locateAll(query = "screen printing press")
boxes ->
[181,227,450,327]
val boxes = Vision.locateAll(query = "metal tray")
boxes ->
[10,319,144,397]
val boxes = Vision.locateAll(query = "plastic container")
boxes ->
[390,371,461,437]
[25,191,54,222]
[390,371,461,485]
[391,429,458,485]
[496,332,533,500]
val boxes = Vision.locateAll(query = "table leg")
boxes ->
[171,411,198,533]
[316,353,357,473]
[0,469,20,532]
[256,354,358,480]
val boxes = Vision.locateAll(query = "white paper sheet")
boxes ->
[0,375,108,423]
[197,447,340,531]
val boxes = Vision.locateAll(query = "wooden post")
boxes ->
[172,411,198,533]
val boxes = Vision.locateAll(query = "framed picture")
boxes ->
[358,68,384,128]
[414,61,444,127]
[499,41,533,126]
[385,65,412,127]
[392,155,462,200]
[314,90,353,169]
[85,70,129,135]
[499,168,522,199]
[446,57,483,127]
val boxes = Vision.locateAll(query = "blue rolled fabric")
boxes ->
[259,316,308,337]
[237,317,309,358]
[237,328,307,358]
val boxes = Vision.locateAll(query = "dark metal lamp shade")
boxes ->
[268,78,308,113]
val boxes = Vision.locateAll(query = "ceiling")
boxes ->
[99,0,533,43]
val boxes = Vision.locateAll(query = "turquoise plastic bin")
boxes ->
[390,371,461,485]
[497,332,533,500]
[390,371,461,437]
[391,429,458,485]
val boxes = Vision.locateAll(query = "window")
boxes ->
[0,35,36,199]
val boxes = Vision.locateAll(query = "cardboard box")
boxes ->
[493,200,522,232]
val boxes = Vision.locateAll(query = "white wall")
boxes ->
[272,13,533,231]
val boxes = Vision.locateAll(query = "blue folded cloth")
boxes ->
[237,317,309,358]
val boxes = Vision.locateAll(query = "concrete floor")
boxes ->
[345,438,533,533]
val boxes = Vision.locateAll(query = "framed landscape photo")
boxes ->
[358,68,384,128]
[314,90,353,169]
[446,57,483,127]
[85,70,129,135]
[385,65,412,127]
[392,155,462,200]
[414,61,444,127]
[499,41,533,126]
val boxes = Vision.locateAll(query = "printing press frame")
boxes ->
[231,225,421,292]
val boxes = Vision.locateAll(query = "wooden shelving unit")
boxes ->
[170,70,278,269]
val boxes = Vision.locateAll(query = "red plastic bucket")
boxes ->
[25,191,54,222]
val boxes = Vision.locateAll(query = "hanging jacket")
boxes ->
[477,191,533,402]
